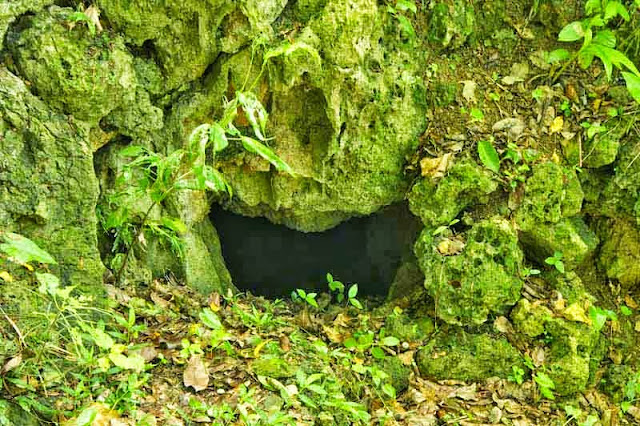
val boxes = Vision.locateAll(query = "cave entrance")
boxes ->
[210,203,421,298]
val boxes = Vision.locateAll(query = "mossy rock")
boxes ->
[95,0,237,92]
[599,364,636,403]
[385,313,434,343]
[416,331,525,381]
[7,7,139,124]
[562,122,623,168]
[408,158,498,227]
[594,218,640,289]
[425,0,476,49]
[515,161,584,228]
[379,357,411,393]
[0,68,104,294]
[414,217,524,325]
[250,356,297,379]
[511,298,605,396]
[518,216,599,270]
[161,0,427,232]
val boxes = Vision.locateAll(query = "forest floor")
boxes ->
[16,276,633,426]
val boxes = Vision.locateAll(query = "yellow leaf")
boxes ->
[562,302,591,324]
[253,340,269,358]
[549,116,564,134]
[23,263,34,272]
[0,271,13,282]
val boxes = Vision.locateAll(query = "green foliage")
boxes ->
[386,0,418,42]
[0,232,57,267]
[508,365,526,385]
[478,139,500,173]
[545,251,566,273]
[291,288,319,308]
[588,305,617,332]
[534,371,557,400]
[477,139,535,190]
[102,89,294,283]
[552,0,640,102]
[0,235,154,418]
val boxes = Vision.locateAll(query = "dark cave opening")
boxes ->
[210,203,421,298]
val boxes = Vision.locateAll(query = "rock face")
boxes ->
[0,68,104,292]
[414,217,524,325]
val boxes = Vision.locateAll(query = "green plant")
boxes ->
[103,85,294,284]
[477,139,535,190]
[386,0,417,41]
[534,371,557,400]
[326,273,364,309]
[588,305,617,332]
[564,405,599,426]
[545,251,566,273]
[550,0,640,102]
[291,288,319,308]
[508,365,526,385]
[621,372,640,412]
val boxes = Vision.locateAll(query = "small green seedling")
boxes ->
[545,251,565,273]
[292,288,319,308]
[508,365,526,385]
[534,371,556,400]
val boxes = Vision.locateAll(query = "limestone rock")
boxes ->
[0,68,104,292]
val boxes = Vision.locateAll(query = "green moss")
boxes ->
[416,331,525,381]
[595,218,640,289]
[162,0,428,232]
[0,400,39,426]
[600,364,636,402]
[518,216,599,270]
[414,217,524,325]
[251,356,297,378]
[426,1,476,48]
[7,7,138,124]
[510,299,553,338]
[408,159,498,227]
[562,123,623,168]
[0,68,104,294]
[386,314,434,342]
[511,299,605,396]
[515,162,584,227]
[379,357,411,393]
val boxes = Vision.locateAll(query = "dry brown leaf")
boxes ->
[624,294,638,309]
[420,153,451,178]
[2,354,21,373]
[183,355,209,392]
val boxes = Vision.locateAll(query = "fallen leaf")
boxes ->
[624,295,638,309]
[562,302,591,324]
[183,355,209,392]
[461,80,477,103]
[420,153,452,178]
[494,316,513,334]
[549,116,564,134]
[2,354,21,373]
[0,271,13,282]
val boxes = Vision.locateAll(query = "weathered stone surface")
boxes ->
[409,158,498,227]
[0,0,54,49]
[414,217,524,325]
[417,331,525,381]
[7,7,140,125]
[511,299,605,395]
[515,161,598,269]
[164,0,427,232]
[0,68,104,292]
